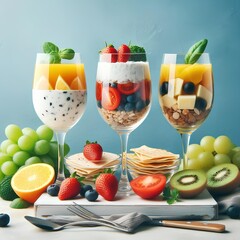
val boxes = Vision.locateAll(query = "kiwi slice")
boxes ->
[207,163,240,196]
[170,169,207,198]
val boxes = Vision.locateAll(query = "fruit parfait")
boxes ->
[96,43,151,195]
[96,44,151,132]
[159,47,213,133]
[32,42,87,183]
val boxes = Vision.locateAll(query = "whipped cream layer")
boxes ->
[97,61,150,83]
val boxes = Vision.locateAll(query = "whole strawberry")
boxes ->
[100,43,118,63]
[95,173,118,201]
[58,173,81,200]
[83,140,103,161]
[118,44,130,62]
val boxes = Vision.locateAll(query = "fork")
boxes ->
[67,203,129,229]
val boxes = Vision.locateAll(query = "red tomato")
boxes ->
[117,82,141,95]
[101,87,121,111]
[96,81,103,101]
[140,79,151,101]
[130,174,166,199]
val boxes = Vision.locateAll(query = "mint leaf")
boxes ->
[50,52,61,64]
[185,39,208,64]
[163,186,180,205]
[59,48,75,60]
[43,42,59,54]
[129,45,147,61]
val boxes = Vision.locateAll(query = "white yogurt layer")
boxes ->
[97,61,150,84]
[33,90,87,132]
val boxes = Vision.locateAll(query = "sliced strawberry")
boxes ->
[95,173,118,201]
[100,44,118,63]
[96,81,103,101]
[117,81,141,95]
[118,44,130,62]
[101,87,121,110]
[83,140,103,161]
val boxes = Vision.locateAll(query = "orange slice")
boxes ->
[11,163,55,203]
[34,76,53,90]
[70,76,85,90]
[55,75,70,90]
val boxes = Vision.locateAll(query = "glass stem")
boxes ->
[118,132,131,193]
[180,133,191,170]
[55,131,66,185]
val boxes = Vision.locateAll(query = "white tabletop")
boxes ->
[0,198,239,240]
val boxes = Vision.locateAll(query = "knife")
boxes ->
[152,220,226,232]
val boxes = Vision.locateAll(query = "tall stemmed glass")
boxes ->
[159,53,214,169]
[32,53,87,184]
[96,53,151,195]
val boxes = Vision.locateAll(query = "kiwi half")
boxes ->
[170,169,207,198]
[207,163,240,196]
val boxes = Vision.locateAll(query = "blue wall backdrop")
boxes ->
[0,0,239,156]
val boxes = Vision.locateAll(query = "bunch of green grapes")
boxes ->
[186,135,240,171]
[0,124,70,182]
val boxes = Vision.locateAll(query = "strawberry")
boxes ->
[117,44,130,62]
[100,44,118,63]
[83,140,103,161]
[95,173,118,201]
[58,175,81,200]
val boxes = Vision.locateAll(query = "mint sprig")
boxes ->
[184,39,208,64]
[163,186,180,205]
[43,42,75,64]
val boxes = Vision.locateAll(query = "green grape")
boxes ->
[200,136,215,152]
[36,125,54,141]
[5,124,23,142]
[0,169,5,182]
[214,153,231,165]
[186,144,204,159]
[25,156,42,165]
[22,127,39,142]
[229,146,240,159]
[48,142,58,161]
[232,152,240,169]
[214,135,233,154]
[34,140,50,155]
[13,151,31,166]
[0,139,15,153]
[6,144,21,157]
[40,155,55,168]
[18,135,35,151]
[197,151,214,170]
[186,158,202,170]
[1,161,18,176]
[0,153,12,166]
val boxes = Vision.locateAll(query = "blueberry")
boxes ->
[85,189,99,202]
[97,101,102,108]
[47,184,60,196]
[117,103,125,111]
[135,100,146,112]
[110,82,117,88]
[125,103,135,112]
[160,81,168,95]
[183,82,195,94]
[120,95,127,104]
[194,97,207,111]
[226,205,240,219]
[127,94,138,103]
[0,213,10,227]
[80,185,93,197]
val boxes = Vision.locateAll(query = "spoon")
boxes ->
[24,216,131,232]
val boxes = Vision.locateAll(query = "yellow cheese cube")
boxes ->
[197,85,213,109]
[160,94,177,108]
[178,95,196,109]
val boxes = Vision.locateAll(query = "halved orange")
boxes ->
[55,75,70,90]
[11,163,55,203]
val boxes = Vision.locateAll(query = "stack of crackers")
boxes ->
[66,152,119,181]
[127,145,180,179]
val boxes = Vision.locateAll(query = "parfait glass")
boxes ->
[96,53,152,195]
[32,53,87,184]
[159,53,214,169]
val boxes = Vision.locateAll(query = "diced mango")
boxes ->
[55,76,70,90]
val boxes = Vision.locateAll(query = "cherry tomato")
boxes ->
[96,81,103,101]
[130,174,166,199]
[117,82,140,95]
[101,87,121,111]
[140,79,151,101]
